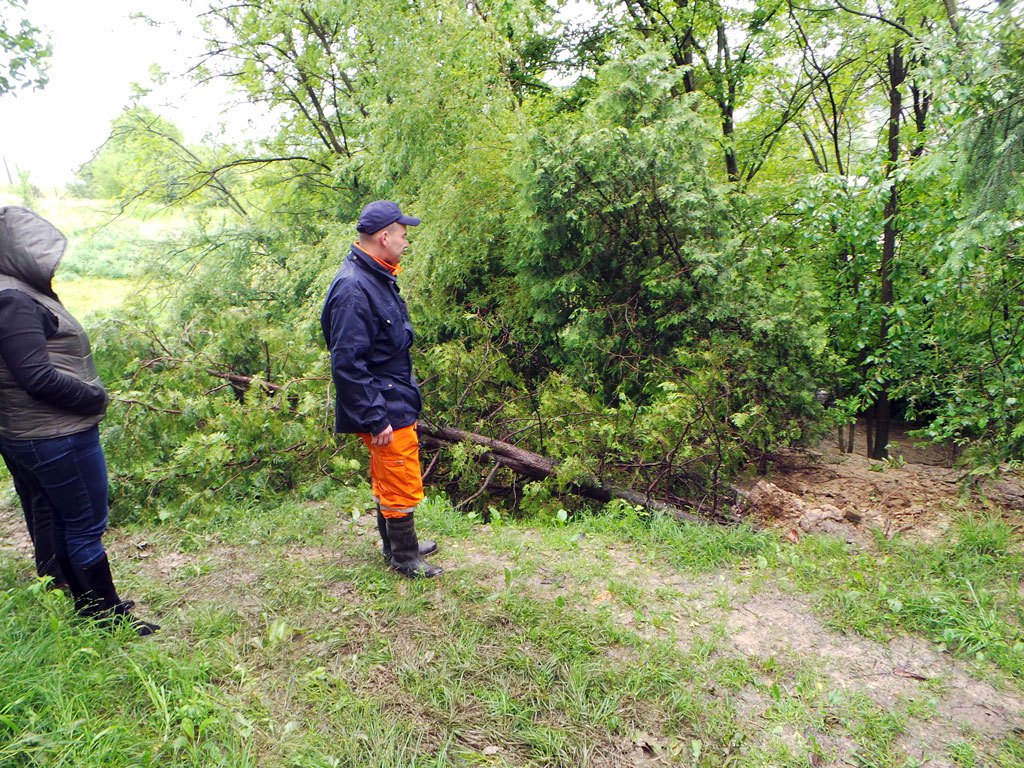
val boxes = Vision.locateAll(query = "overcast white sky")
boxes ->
[0,0,246,188]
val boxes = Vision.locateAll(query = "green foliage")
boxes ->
[0,0,50,95]
[510,52,721,390]
[58,0,1024,522]
[86,221,351,521]
[956,0,1024,219]
[71,105,197,204]
[407,48,832,504]
[899,213,1024,462]
[14,168,39,207]
[960,103,1024,218]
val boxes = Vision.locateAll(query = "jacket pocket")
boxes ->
[377,307,409,349]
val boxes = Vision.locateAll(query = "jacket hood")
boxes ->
[0,206,67,292]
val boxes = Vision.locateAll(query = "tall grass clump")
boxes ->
[0,567,252,767]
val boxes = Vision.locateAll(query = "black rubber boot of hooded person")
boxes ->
[385,512,443,578]
[71,554,160,636]
[39,556,69,592]
[55,552,86,610]
[377,503,437,562]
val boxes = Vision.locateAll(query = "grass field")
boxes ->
[2,192,187,281]
[52,275,138,318]
[2,491,1022,768]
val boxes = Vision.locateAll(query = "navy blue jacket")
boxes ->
[320,244,422,435]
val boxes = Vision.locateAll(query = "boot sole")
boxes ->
[390,564,443,578]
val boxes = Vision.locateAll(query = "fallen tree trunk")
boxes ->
[418,420,741,525]
[204,371,741,524]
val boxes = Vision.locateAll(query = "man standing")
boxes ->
[321,201,442,578]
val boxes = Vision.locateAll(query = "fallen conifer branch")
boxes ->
[418,420,741,524]
[205,371,742,523]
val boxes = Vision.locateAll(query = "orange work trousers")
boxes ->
[358,424,424,517]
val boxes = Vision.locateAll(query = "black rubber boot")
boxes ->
[71,554,160,636]
[385,512,442,578]
[377,503,437,561]
[55,552,83,606]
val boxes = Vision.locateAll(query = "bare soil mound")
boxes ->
[741,423,1024,545]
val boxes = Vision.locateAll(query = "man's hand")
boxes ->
[371,425,394,446]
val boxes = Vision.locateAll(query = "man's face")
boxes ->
[380,223,410,266]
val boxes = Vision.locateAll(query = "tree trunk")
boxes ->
[717,21,740,183]
[837,422,855,454]
[417,420,741,525]
[865,409,876,459]
[872,43,906,460]
[204,372,745,524]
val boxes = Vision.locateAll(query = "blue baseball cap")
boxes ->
[356,200,421,234]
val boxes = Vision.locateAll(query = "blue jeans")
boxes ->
[1,446,62,580]
[0,427,109,568]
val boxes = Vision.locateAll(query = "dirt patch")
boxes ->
[742,423,1024,545]
[0,503,33,564]
[726,589,1022,760]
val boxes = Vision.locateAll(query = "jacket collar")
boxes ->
[349,242,399,283]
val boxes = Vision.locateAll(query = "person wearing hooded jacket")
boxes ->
[321,201,441,578]
[0,206,158,635]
